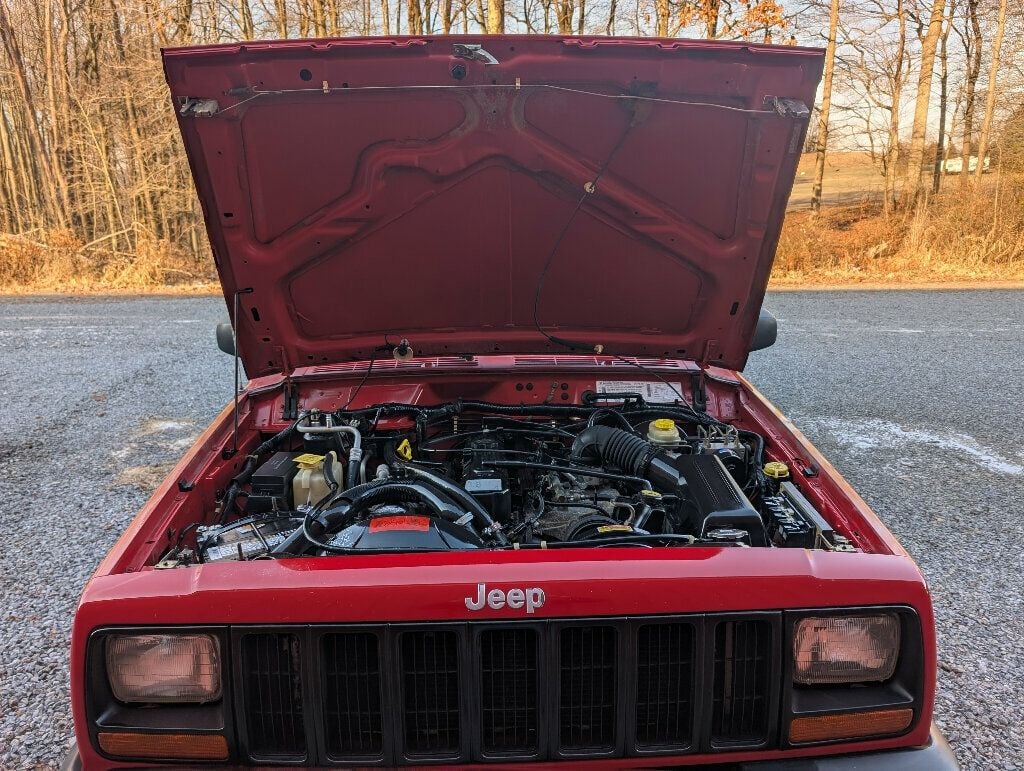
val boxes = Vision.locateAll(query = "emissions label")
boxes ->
[369,516,431,532]
[595,380,683,403]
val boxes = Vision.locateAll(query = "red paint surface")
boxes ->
[163,36,823,375]
[70,359,937,767]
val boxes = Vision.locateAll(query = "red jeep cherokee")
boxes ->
[65,36,957,769]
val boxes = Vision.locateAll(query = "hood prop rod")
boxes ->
[226,287,254,459]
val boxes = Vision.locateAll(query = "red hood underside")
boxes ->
[164,36,823,377]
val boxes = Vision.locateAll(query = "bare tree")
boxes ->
[932,0,955,193]
[811,0,841,213]
[957,0,983,184]
[974,0,1008,179]
[903,0,946,202]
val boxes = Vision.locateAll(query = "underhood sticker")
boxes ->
[595,380,683,403]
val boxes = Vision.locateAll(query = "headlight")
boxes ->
[793,614,899,685]
[106,633,221,703]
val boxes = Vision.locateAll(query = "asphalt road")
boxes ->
[1,291,1022,769]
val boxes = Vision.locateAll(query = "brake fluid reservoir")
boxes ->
[648,418,681,445]
[292,452,334,508]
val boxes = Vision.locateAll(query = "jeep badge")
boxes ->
[464,583,545,613]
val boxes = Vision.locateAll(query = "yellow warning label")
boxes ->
[597,525,634,533]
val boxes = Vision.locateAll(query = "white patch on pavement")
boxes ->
[808,417,1024,476]
[139,418,194,435]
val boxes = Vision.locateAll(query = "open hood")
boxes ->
[164,36,822,377]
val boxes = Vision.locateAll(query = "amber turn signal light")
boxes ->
[98,731,228,760]
[789,708,913,744]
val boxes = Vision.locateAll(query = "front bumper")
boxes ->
[61,726,957,770]
[738,726,958,769]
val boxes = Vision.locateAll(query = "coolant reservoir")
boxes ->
[648,418,681,445]
[292,452,335,508]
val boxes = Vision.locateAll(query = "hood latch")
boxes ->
[452,43,499,66]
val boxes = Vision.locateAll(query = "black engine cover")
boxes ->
[327,513,484,551]
[672,454,767,546]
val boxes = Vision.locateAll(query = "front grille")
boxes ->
[400,630,461,756]
[480,628,538,755]
[635,622,695,749]
[233,615,778,764]
[239,632,306,757]
[712,619,773,745]
[559,626,617,752]
[322,632,383,758]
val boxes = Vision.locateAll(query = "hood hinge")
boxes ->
[282,380,299,421]
[763,96,810,118]
[690,372,707,413]
[178,97,220,117]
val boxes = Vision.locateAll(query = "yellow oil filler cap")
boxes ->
[763,461,791,479]
[648,418,681,445]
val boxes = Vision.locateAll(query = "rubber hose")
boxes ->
[570,425,659,475]
[400,463,509,545]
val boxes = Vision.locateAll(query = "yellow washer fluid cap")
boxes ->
[293,453,325,468]
[648,418,681,445]
[764,461,790,479]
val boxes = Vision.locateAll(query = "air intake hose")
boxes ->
[571,425,660,475]
[570,426,683,492]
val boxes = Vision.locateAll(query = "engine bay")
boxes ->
[160,394,856,567]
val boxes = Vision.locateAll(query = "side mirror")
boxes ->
[216,322,235,356]
[750,309,778,352]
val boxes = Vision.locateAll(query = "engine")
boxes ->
[162,400,854,567]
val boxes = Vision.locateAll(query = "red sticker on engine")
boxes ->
[369,516,431,532]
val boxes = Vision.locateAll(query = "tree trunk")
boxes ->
[902,0,945,203]
[0,0,67,227]
[974,0,1007,181]
[408,0,423,33]
[704,0,721,37]
[959,0,981,185]
[931,0,953,194]
[239,0,255,38]
[577,0,585,33]
[273,0,289,36]
[810,0,840,214]
[655,0,669,36]
[486,0,504,32]
[882,0,907,215]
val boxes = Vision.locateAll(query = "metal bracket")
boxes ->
[178,97,220,117]
[452,43,500,66]
[690,373,707,413]
[763,96,809,118]
[282,381,300,421]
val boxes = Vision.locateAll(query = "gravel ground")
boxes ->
[1,290,1022,770]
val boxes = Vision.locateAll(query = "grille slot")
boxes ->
[240,632,306,758]
[400,630,461,757]
[559,625,617,752]
[321,632,384,759]
[635,622,695,749]
[712,620,772,744]
[479,628,539,755]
